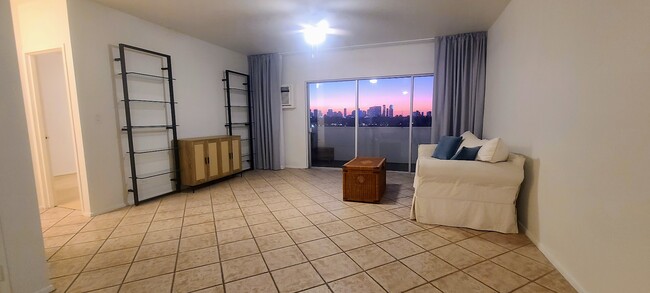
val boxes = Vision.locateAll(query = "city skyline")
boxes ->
[311,106,431,119]
[308,76,434,116]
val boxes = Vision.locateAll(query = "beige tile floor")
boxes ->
[40,168,577,293]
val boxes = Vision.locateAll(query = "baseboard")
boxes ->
[518,221,587,293]
[85,202,127,217]
[35,284,55,293]
[284,164,308,169]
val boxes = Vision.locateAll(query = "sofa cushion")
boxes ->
[432,136,463,160]
[479,138,509,163]
[459,131,509,163]
[416,155,525,188]
[451,146,481,161]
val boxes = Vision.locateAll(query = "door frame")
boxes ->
[305,73,434,172]
[24,46,87,212]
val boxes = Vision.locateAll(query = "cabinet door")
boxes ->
[192,141,207,183]
[231,137,241,172]
[206,140,221,180]
[192,141,208,183]
[219,139,232,175]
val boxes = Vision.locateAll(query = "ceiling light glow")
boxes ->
[402,91,409,95]
[369,79,378,84]
[303,20,329,46]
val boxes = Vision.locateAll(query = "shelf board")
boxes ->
[117,72,175,80]
[130,169,177,180]
[225,88,248,92]
[128,148,174,154]
[122,99,177,104]
[224,123,250,127]
[122,125,177,131]
[225,105,250,108]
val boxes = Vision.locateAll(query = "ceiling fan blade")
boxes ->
[327,28,349,36]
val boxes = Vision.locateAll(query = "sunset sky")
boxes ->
[309,76,434,116]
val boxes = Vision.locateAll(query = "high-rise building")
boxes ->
[327,109,334,117]
[367,106,382,118]
[426,111,432,117]
[343,108,347,117]
[312,109,319,119]
[382,105,386,117]
[388,105,394,117]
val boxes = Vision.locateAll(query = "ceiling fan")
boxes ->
[298,19,349,46]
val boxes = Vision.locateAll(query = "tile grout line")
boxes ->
[264,172,340,292]
[117,199,163,291]
[240,174,284,293]
[212,181,229,292]
[60,205,132,292]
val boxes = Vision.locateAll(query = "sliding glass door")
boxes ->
[411,76,434,166]
[358,77,411,171]
[309,81,356,167]
[308,74,433,171]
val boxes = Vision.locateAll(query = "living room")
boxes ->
[1,0,648,292]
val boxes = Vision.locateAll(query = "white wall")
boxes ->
[0,223,10,292]
[35,51,77,176]
[11,0,90,213]
[485,1,650,292]
[282,42,435,168]
[66,0,247,212]
[0,0,52,291]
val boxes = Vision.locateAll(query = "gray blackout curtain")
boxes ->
[249,53,282,170]
[432,31,487,141]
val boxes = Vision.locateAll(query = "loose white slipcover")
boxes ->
[410,144,525,233]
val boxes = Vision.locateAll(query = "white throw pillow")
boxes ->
[458,131,509,163]
[460,131,483,148]
[477,137,509,163]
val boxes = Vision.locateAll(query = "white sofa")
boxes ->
[410,144,525,233]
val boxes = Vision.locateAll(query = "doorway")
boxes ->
[28,50,82,210]
[307,74,434,172]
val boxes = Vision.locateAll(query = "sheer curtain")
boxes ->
[248,53,282,170]
[432,31,487,141]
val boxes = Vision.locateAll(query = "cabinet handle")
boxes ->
[204,157,208,165]
[207,157,210,164]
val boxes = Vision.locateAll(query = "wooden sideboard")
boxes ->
[178,135,242,187]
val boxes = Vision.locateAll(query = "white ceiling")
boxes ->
[92,0,510,55]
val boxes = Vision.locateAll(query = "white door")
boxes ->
[32,51,81,209]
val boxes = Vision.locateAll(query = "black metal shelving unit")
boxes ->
[115,44,180,205]
[223,70,254,171]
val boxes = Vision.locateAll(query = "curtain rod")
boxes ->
[279,37,437,56]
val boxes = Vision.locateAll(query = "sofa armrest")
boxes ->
[508,153,526,168]
[418,144,437,159]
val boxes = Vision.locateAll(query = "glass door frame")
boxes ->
[306,73,434,172]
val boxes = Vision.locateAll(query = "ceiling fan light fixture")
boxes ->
[303,19,329,46]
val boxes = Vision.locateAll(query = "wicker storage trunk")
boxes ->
[342,157,386,203]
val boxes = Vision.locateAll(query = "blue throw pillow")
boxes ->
[432,136,463,160]
[451,146,482,161]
